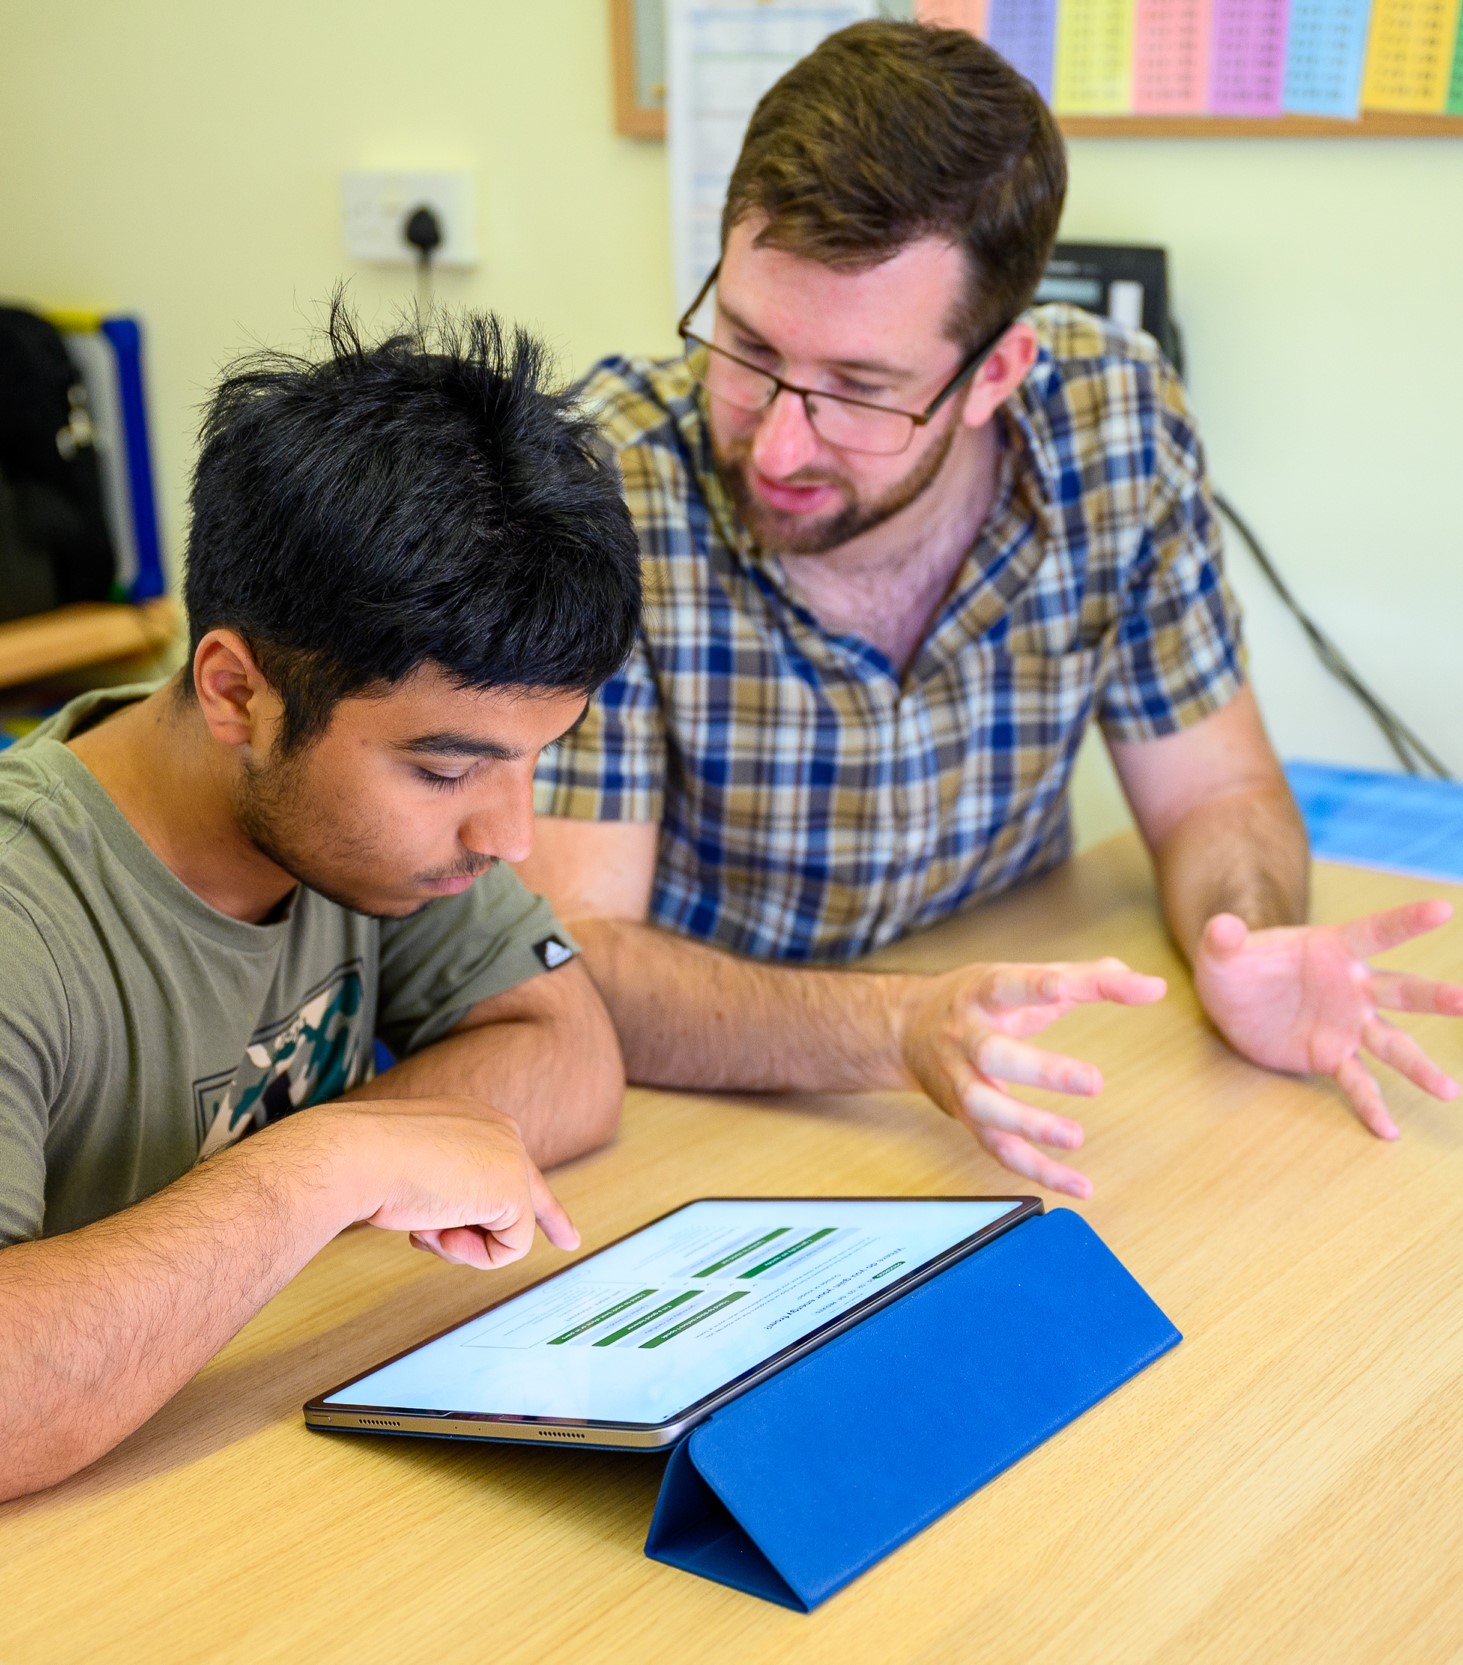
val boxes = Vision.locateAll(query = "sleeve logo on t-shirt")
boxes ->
[533,934,575,970]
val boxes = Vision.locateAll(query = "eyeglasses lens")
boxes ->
[689,342,914,456]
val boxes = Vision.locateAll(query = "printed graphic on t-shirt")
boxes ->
[193,961,368,1159]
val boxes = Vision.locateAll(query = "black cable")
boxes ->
[405,205,442,322]
[1214,491,1452,780]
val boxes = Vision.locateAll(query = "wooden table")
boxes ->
[4,836,1461,1663]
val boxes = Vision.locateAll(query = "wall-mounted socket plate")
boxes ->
[342,170,476,268]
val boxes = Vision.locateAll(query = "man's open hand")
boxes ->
[897,959,1167,1198]
[1193,901,1463,1138]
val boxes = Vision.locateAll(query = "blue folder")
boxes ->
[644,1208,1180,1611]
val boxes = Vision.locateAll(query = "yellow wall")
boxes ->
[3,1,1460,837]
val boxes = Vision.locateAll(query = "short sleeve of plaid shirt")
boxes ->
[534,633,665,822]
[1095,356,1246,740]
[534,364,674,824]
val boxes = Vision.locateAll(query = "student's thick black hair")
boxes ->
[182,297,641,751]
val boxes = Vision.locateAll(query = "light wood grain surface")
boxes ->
[3,835,1461,1664]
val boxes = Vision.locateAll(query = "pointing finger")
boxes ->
[1340,899,1453,961]
[1362,1017,1460,1102]
[529,1163,580,1251]
[1335,1054,1399,1140]
[1370,970,1463,1017]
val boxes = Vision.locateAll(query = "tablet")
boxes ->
[305,1196,1039,1450]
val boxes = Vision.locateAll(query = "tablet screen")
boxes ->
[322,1198,1026,1426]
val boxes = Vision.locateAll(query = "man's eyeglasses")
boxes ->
[676,262,1011,458]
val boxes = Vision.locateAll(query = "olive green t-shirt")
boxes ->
[0,687,578,1246]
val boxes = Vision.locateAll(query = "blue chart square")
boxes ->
[1286,761,1463,883]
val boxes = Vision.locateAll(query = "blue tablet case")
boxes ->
[644,1208,1180,1611]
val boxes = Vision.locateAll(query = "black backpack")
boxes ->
[0,306,118,623]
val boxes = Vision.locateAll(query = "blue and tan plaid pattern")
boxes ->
[537,305,1245,963]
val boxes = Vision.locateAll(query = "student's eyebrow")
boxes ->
[398,701,589,761]
[716,299,912,380]
[397,733,522,762]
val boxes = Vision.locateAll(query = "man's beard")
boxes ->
[235,749,490,920]
[713,417,960,557]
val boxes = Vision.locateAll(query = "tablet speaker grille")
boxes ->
[536,1429,588,1440]
[358,1417,403,1429]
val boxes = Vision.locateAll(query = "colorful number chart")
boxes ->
[916,0,1463,122]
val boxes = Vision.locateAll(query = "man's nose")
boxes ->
[460,776,535,866]
[750,387,821,478]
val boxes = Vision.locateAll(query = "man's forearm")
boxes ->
[1151,783,1309,961]
[566,917,912,1092]
[0,1111,358,1502]
[349,963,625,1168]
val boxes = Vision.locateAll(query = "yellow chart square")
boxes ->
[1362,0,1463,110]
[1054,0,1136,112]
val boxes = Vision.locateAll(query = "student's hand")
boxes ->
[897,960,1168,1199]
[336,1099,580,1269]
[1193,902,1463,1138]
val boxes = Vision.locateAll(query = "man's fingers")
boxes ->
[978,965,1072,1011]
[980,959,1165,1012]
[978,1127,1093,1200]
[1058,960,1168,1008]
[1339,898,1453,961]
[974,1032,1102,1097]
[1370,969,1463,1018]
[1334,1054,1399,1140]
[1362,1017,1460,1102]
[951,1065,1086,1151]
[528,1164,580,1251]
[426,1225,496,1268]
[1200,912,1249,962]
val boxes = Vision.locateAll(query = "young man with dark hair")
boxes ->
[523,21,1463,1196]
[0,306,641,1500]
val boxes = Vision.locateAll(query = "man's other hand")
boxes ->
[1194,902,1463,1139]
[336,1099,580,1269]
[897,959,1168,1199]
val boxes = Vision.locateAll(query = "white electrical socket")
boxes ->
[341,171,477,268]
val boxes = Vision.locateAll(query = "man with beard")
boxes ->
[0,304,640,1499]
[521,20,1463,1196]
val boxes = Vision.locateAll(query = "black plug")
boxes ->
[404,205,443,268]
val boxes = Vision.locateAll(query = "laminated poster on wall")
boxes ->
[665,0,881,312]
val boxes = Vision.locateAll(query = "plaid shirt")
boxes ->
[537,304,1245,963]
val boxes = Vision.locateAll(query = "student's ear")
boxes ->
[192,630,281,756]
[960,322,1038,430]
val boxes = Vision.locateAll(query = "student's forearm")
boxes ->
[0,1110,361,1502]
[566,917,913,1092]
[347,965,624,1168]
[1151,783,1309,961]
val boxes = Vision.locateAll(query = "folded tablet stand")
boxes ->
[644,1208,1180,1611]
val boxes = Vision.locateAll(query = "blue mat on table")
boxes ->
[1286,761,1463,884]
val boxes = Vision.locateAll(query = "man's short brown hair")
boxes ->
[722,20,1067,346]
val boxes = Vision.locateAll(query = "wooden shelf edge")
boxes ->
[0,598,179,691]
[1060,112,1463,136]
[614,109,1461,143]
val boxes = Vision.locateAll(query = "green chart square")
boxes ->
[1449,5,1463,114]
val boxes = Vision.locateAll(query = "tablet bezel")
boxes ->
[304,1194,1042,1451]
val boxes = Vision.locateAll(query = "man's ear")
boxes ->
[960,322,1038,430]
[192,629,281,756]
